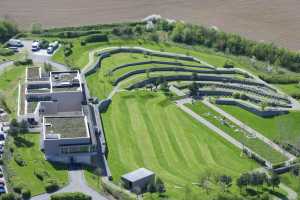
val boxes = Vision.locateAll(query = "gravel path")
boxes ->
[202,98,296,161]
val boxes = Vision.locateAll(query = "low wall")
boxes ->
[215,98,288,117]
[127,74,267,89]
[113,67,239,86]
[112,60,214,72]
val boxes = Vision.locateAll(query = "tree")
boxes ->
[218,175,232,192]
[189,82,199,97]
[236,173,250,192]
[0,19,18,43]
[268,173,280,190]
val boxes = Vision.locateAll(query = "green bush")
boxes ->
[50,192,91,200]
[21,189,31,199]
[45,178,59,193]
[14,153,26,166]
[12,183,24,193]
[0,48,14,56]
[34,169,49,180]
[13,59,33,66]
[83,34,108,43]
[39,40,49,49]
[0,193,18,200]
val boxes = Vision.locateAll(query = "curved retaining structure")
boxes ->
[113,67,242,86]
[111,60,215,72]
[127,74,269,90]
[215,98,289,117]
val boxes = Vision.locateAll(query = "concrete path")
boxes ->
[31,169,108,200]
[176,99,246,151]
[202,98,296,161]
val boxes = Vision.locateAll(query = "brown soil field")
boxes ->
[1,0,300,50]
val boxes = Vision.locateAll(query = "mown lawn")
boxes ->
[100,91,258,199]
[6,133,68,196]
[218,105,300,146]
[83,167,103,192]
[273,83,300,95]
[186,101,287,164]
[280,173,300,196]
[0,65,26,117]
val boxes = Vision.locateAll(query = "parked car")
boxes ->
[0,145,4,153]
[47,41,59,54]
[32,41,40,51]
[7,39,23,47]
[0,186,5,194]
[47,46,54,54]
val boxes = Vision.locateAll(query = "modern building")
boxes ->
[18,67,98,164]
[121,168,155,193]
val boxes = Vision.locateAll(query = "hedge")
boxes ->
[0,48,14,56]
[83,34,108,43]
[50,192,91,200]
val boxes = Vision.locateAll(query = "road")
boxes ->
[31,169,108,200]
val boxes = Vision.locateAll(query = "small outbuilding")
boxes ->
[121,168,155,193]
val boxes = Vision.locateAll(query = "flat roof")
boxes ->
[44,116,89,139]
[51,71,80,83]
[121,168,154,182]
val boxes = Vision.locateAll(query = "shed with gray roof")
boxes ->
[121,168,155,193]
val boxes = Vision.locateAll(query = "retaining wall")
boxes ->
[215,98,289,117]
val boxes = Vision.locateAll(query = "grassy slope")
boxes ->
[0,65,26,117]
[101,91,257,199]
[7,133,68,195]
[273,83,300,95]
[186,102,287,164]
[83,167,103,192]
[218,105,300,145]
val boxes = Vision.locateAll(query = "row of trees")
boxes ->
[236,172,280,192]
[163,21,300,72]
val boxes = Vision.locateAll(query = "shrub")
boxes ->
[223,61,234,68]
[83,34,108,43]
[45,178,59,193]
[14,59,33,66]
[0,48,14,56]
[39,40,49,49]
[14,153,26,166]
[21,189,31,199]
[34,169,49,180]
[0,193,18,200]
[12,183,24,193]
[50,192,91,200]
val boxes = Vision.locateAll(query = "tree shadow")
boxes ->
[14,136,34,147]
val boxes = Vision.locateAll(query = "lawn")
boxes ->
[100,91,258,199]
[280,173,300,196]
[83,167,102,192]
[186,101,287,164]
[6,133,68,196]
[218,105,300,146]
[273,83,300,95]
[0,65,26,117]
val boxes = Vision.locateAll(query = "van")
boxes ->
[32,41,40,51]
[8,39,23,47]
